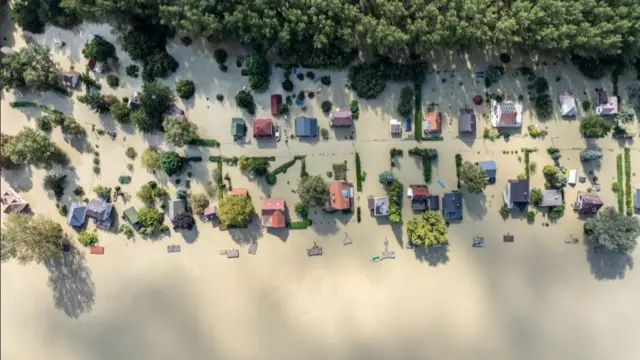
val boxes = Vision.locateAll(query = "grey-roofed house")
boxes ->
[128,91,141,110]
[477,161,497,183]
[67,203,87,227]
[558,93,577,117]
[458,108,476,134]
[123,207,141,228]
[86,198,114,229]
[295,116,318,137]
[595,90,618,116]
[442,191,463,220]
[367,196,389,217]
[330,108,353,127]
[540,189,563,207]
[168,198,185,222]
[428,195,440,211]
[231,118,246,139]
[635,189,640,210]
[503,179,529,210]
[575,192,603,214]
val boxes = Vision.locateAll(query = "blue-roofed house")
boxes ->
[477,160,497,183]
[635,189,640,211]
[67,203,87,227]
[442,191,463,220]
[295,117,318,137]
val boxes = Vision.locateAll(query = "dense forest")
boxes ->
[5,0,640,68]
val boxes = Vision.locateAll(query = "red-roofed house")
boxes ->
[326,181,354,211]
[330,108,353,127]
[253,118,273,138]
[261,198,286,228]
[271,95,282,116]
[1,187,28,214]
[408,186,429,211]
[491,100,523,127]
[231,188,248,197]
[423,112,442,133]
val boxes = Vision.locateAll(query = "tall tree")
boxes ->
[584,207,640,253]
[218,194,254,226]
[0,42,61,91]
[298,175,328,206]
[4,127,67,168]
[139,81,174,132]
[163,117,198,146]
[406,211,448,247]
[459,161,486,193]
[1,214,67,264]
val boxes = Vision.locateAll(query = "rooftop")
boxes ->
[253,118,273,137]
[442,191,463,219]
[540,189,563,207]
[423,112,442,132]
[295,117,318,137]
[327,182,353,210]
[458,108,476,133]
[367,196,389,216]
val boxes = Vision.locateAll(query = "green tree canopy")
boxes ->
[530,188,543,205]
[163,117,198,146]
[139,81,174,132]
[218,194,254,226]
[407,211,448,247]
[160,151,183,176]
[584,207,640,253]
[1,213,67,264]
[378,171,395,185]
[189,193,210,215]
[238,156,270,177]
[77,231,99,246]
[82,35,116,61]
[176,79,195,99]
[0,42,61,92]
[140,147,160,169]
[298,175,328,206]
[110,102,131,123]
[459,161,487,193]
[3,127,67,168]
[580,114,613,138]
[138,206,164,234]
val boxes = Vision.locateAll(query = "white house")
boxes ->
[491,100,523,128]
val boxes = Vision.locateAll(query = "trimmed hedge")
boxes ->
[414,82,422,140]
[216,159,223,199]
[189,138,220,147]
[287,220,309,229]
[408,148,438,183]
[423,134,443,141]
[624,148,632,215]
[455,154,462,188]
[617,153,624,213]
[186,156,202,162]
[355,153,363,191]
[265,156,305,185]
[357,206,361,223]
[10,101,63,115]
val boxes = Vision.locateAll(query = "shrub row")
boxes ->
[10,101,63,115]
[188,138,220,147]
[265,156,306,185]
[355,153,363,191]
[287,220,309,229]
[357,206,361,223]
[624,148,632,215]
[186,156,202,162]
[524,149,531,179]
[390,148,403,157]
[616,153,624,213]
[455,154,462,188]
[216,159,224,199]
[414,82,423,140]
[423,134,444,141]
[408,148,438,183]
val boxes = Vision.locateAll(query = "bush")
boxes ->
[77,231,99,246]
[216,94,224,101]
[296,73,305,81]
[617,154,624,212]
[110,102,131,123]
[624,148,632,215]
[533,93,553,119]
[173,212,195,230]
[126,65,139,78]
[295,202,309,219]
[282,79,294,92]
[321,100,332,113]
[527,211,536,222]
[530,188,543,205]
[612,182,619,192]
[43,173,67,200]
[73,186,85,196]
[106,74,120,88]
[125,147,137,159]
[350,100,360,120]
[245,54,270,90]
[82,35,116,62]
[36,116,53,132]
[616,104,636,123]
[548,205,565,220]
[499,53,511,64]
[582,100,591,112]
[355,153,363,191]
[580,149,603,162]
[305,71,315,80]
[580,114,613,138]
[235,90,256,114]
[500,205,510,219]
[93,185,111,200]
[176,79,196,99]
[160,151,183,176]
[214,49,228,64]
[408,148,437,183]
[188,139,219,147]
[348,64,386,99]
[321,75,331,86]
[397,86,414,117]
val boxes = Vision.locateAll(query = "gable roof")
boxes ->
[271,94,282,116]
[540,189,563,207]
[327,182,353,210]
[477,160,497,178]
[458,108,476,133]
[411,186,428,197]
[1,187,28,213]
[253,118,273,137]
[390,118,402,134]
[577,192,603,214]
[123,207,140,224]
[442,191,463,219]
[168,199,185,221]
[509,179,529,203]
[67,203,87,227]
[295,117,318,137]
[231,118,246,137]
[558,94,577,116]
[261,199,286,228]
[262,198,285,211]
[330,108,353,126]
[423,112,442,132]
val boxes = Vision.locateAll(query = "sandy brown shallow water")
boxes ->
[1,21,640,360]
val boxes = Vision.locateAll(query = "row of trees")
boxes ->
[14,0,639,69]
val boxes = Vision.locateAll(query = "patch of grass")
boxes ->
[617,153,624,213]
[287,220,309,229]
[188,138,220,147]
[624,148,632,215]
[414,82,422,140]
[355,153,363,191]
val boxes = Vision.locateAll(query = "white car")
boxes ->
[275,125,281,141]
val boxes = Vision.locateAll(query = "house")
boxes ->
[163,106,187,121]
[477,160,497,183]
[595,90,618,115]
[62,71,80,88]
[168,198,185,222]
[540,189,563,207]
[204,206,218,221]
[231,188,248,197]
[408,186,429,211]
[67,203,87,227]
[635,189,640,211]
[558,93,578,117]
[231,118,246,139]
[1,187,28,214]
[253,118,273,138]
[123,207,141,228]
[503,179,529,210]
[330,108,353,127]
[423,112,442,133]
[295,117,318,137]
[428,195,440,211]
[128,91,141,110]
[326,181,354,211]
[390,119,402,135]
[458,108,476,134]
[575,192,603,214]
[271,94,282,116]
[261,198,286,228]
[442,191,463,220]
[86,198,114,229]
[367,196,389,216]
[491,100,523,127]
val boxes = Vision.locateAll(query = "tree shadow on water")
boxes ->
[44,247,95,318]
[585,245,634,280]
[413,244,450,266]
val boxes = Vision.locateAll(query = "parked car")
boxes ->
[275,125,281,141]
